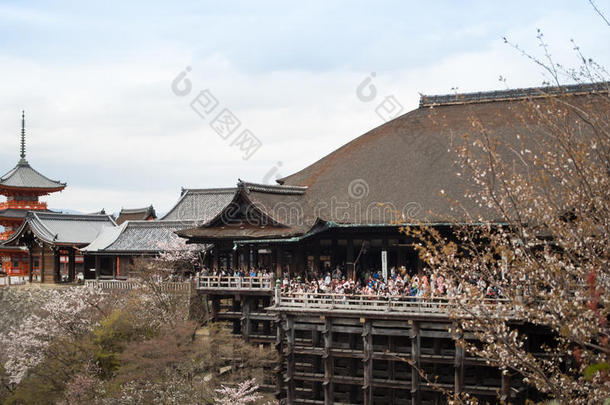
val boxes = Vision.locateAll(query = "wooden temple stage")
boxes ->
[196,276,538,405]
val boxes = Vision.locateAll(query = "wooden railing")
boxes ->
[0,201,47,210]
[274,292,510,315]
[85,280,192,292]
[196,275,273,290]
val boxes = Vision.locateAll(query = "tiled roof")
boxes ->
[161,188,236,222]
[0,161,66,191]
[116,205,156,224]
[6,212,117,245]
[419,82,609,107]
[275,83,608,224]
[82,220,202,253]
[176,181,315,241]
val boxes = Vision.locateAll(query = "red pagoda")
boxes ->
[0,112,66,279]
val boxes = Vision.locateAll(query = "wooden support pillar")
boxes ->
[53,249,60,283]
[411,321,421,405]
[433,337,442,405]
[314,240,321,276]
[68,248,76,282]
[212,247,219,271]
[388,335,396,405]
[232,296,241,334]
[295,245,304,277]
[94,255,100,280]
[210,296,220,322]
[311,327,321,400]
[348,333,359,403]
[346,239,355,280]
[40,245,45,283]
[501,371,511,402]
[454,334,465,398]
[285,317,296,404]
[275,317,285,399]
[263,297,272,335]
[241,296,251,342]
[323,317,334,405]
[363,319,373,405]
[331,239,337,268]
[28,248,33,283]
[275,246,283,278]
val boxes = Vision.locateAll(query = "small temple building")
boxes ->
[82,187,235,278]
[4,211,117,282]
[0,112,66,278]
[115,205,157,225]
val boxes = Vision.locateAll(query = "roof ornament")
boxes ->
[19,110,27,164]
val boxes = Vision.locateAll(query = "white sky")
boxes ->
[0,1,609,215]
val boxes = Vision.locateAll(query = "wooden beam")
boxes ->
[68,248,76,282]
[286,317,296,404]
[274,317,285,399]
[363,319,373,405]
[241,296,251,342]
[323,317,334,405]
[346,239,355,280]
[454,334,465,397]
[94,255,100,280]
[411,321,421,405]
[53,248,60,283]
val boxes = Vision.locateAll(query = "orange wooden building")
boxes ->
[0,112,66,279]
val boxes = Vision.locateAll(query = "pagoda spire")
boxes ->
[19,110,27,164]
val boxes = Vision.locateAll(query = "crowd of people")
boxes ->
[200,265,502,299]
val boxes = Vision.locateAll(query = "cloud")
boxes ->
[0,2,608,215]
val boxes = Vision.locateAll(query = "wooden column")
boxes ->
[323,317,334,405]
[94,255,100,280]
[501,371,511,402]
[40,245,45,283]
[314,240,321,275]
[348,333,359,403]
[275,317,285,399]
[275,246,283,278]
[232,296,241,334]
[53,248,60,283]
[312,326,321,400]
[241,296,251,342]
[286,317,296,404]
[411,321,421,405]
[212,248,219,271]
[330,239,337,268]
[454,334,465,398]
[346,239,355,280]
[210,296,220,322]
[68,248,76,282]
[112,255,117,279]
[388,335,396,405]
[28,248,33,283]
[363,319,373,405]
[295,245,305,277]
[433,337,442,405]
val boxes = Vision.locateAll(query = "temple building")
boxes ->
[4,212,116,282]
[178,82,608,281]
[0,112,66,278]
[115,205,157,225]
[82,187,235,278]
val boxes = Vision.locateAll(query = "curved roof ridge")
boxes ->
[419,81,610,107]
[238,180,307,195]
